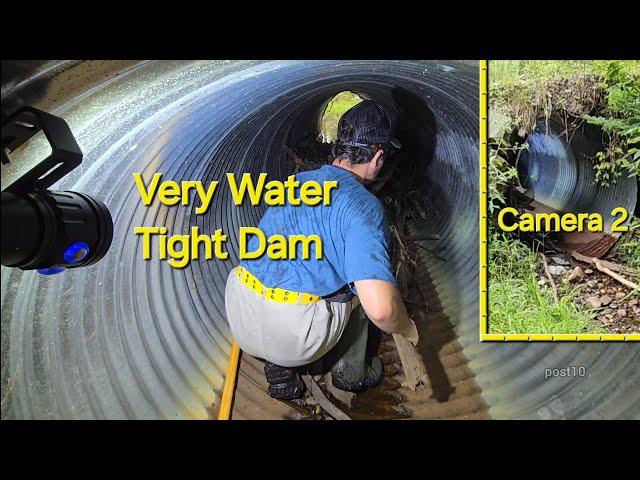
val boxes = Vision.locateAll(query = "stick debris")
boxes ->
[540,253,559,304]
[301,374,351,420]
[593,259,639,291]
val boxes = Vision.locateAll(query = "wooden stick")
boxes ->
[571,251,638,276]
[540,253,559,304]
[392,333,427,391]
[301,374,351,420]
[593,259,639,291]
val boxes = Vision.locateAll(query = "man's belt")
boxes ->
[236,266,321,305]
[322,285,355,303]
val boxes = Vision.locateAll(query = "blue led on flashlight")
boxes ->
[64,241,90,264]
[37,266,66,275]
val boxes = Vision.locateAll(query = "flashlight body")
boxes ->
[1,190,113,270]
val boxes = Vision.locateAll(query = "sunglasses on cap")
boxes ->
[341,140,400,154]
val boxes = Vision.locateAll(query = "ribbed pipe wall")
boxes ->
[517,118,637,232]
[1,60,638,419]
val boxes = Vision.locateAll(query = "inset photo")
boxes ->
[486,60,639,339]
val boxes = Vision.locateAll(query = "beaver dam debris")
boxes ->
[285,139,437,387]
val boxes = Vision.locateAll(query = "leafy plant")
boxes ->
[488,140,522,215]
[584,61,640,186]
[612,216,640,275]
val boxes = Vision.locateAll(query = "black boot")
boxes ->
[329,307,384,392]
[264,361,304,400]
[331,356,384,392]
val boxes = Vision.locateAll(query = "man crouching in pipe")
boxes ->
[225,101,419,400]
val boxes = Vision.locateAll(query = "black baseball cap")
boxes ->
[336,100,402,151]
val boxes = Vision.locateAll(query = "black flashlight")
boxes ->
[1,107,113,274]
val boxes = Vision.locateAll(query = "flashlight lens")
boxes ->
[64,242,90,264]
[37,266,66,275]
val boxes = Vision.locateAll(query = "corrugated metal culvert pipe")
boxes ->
[1,61,638,419]
[516,117,638,258]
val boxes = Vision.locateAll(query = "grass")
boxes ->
[489,232,600,334]
[320,91,363,142]
[489,60,640,144]
[490,60,640,86]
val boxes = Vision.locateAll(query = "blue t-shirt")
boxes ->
[239,164,397,296]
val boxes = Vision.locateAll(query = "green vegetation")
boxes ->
[489,232,599,334]
[320,91,362,142]
[584,62,640,186]
[490,60,640,187]
[490,60,640,86]
[488,141,520,215]
[612,216,640,279]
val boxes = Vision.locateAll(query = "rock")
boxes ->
[550,256,571,266]
[600,295,613,306]
[617,309,627,318]
[538,278,547,286]
[585,296,602,309]
[548,265,567,276]
[629,299,638,307]
[585,269,594,275]
[615,291,625,299]
[568,267,584,283]
[586,280,598,288]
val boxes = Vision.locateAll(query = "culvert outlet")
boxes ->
[1,61,638,420]
[516,117,638,258]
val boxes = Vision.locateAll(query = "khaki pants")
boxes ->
[225,267,355,368]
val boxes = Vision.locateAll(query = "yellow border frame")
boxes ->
[479,60,639,342]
